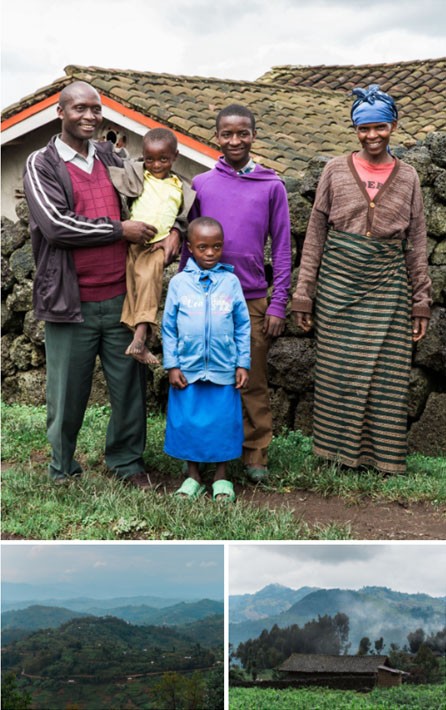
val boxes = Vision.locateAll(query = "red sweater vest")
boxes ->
[66,159,127,302]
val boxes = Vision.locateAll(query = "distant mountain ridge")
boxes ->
[1,597,224,645]
[230,584,319,623]
[229,584,445,651]
[1,584,188,611]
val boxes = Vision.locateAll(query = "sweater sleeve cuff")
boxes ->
[411,304,431,319]
[265,303,287,320]
[113,220,124,239]
[291,295,313,314]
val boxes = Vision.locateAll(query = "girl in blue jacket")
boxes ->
[162,217,250,501]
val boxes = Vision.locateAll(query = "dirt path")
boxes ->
[150,474,446,540]
[239,488,446,540]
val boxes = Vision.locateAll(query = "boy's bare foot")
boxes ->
[126,336,145,355]
[125,339,159,365]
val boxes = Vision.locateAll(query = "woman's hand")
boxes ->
[412,317,429,343]
[293,311,313,332]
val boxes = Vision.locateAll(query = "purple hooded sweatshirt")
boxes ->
[179,157,291,319]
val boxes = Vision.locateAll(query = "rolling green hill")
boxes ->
[2,615,221,680]
[2,604,90,630]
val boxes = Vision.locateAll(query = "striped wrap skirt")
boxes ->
[313,229,412,474]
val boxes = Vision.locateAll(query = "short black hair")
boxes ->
[216,104,256,131]
[143,127,178,152]
[188,216,224,241]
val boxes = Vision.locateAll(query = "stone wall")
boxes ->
[2,132,445,456]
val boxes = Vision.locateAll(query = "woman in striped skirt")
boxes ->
[292,85,431,474]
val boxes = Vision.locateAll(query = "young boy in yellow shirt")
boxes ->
[109,128,195,364]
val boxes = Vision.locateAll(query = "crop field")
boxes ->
[229,683,446,709]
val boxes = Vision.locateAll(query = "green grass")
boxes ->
[266,429,446,504]
[229,683,446,709]
[0,465,351,541]
[1,402,445,540]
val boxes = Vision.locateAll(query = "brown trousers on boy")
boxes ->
[241,298,272,467]
[121,246,164,329]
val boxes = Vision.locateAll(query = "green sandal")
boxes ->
[212,479,236,502]
[174,477,206,499]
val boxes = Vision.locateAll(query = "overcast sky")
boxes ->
[2,0,445,109]
[229,543,446,597]
[2,543,223,599]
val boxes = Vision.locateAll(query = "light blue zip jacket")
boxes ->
[162,258,251,384]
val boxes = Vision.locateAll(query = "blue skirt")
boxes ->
[164,381,243,462]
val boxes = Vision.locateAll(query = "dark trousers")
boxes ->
[44,294,147,480]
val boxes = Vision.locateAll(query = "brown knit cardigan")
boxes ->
[292,154,432,319]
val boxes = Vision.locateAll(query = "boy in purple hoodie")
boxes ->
[179,104,291,481]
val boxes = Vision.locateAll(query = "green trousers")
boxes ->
[44,295,147,480]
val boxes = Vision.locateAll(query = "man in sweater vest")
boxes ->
[24,81,178,485]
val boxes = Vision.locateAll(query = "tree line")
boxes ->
[359,625,446,685]
[232,613,445,685]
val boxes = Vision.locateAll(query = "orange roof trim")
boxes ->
[1,93,61,130]
[2,91,220,160]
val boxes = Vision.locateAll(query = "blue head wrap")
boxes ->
[351,84,398,126]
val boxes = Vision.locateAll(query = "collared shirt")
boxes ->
[222,157,256,175]
[237,158,256,175]
[129,172,183,244]
[55,136,97,174]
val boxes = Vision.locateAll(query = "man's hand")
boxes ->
[168,368,188,389]
[263,315,285,338]
[150,229,181,265]
[293,311,313,333]
[122,220,158,245]
[412,316,429,343]
[235,367,249,389]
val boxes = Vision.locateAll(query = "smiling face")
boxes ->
[215,115,256,171]
[355,121,397,162]
[143,139,178,180]
[57,84,102,153]
[187,223,224,270]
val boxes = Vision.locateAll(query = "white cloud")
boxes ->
[229,543,446,597]
[2,0,445,107]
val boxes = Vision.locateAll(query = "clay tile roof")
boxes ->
[3,60,445,177]
[0,64,361,175]
[277,654,391,674]
[257,57,446,144]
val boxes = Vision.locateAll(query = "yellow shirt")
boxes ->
[130,172,183,244]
